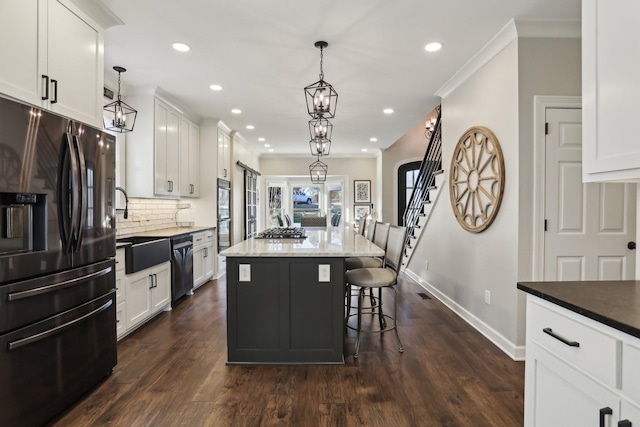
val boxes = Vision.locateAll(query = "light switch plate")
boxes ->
[239,264,251,282]
[318,264,330,282]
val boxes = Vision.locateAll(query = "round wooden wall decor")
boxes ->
[449,126,505,233]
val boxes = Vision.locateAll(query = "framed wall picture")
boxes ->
[354,204,372,219]
[354,180,371,203]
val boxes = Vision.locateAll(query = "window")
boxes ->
[397,161,421,225]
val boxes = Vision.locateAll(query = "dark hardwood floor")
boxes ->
[48,272,524,427]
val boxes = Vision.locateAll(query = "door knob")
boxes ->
[628,241,636,250]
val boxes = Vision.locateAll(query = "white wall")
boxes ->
[231,133,260,245]
[407,40,521,353]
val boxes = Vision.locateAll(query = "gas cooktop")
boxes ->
[255,227,306,239]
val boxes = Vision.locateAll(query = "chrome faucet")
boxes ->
[115,186,129,219]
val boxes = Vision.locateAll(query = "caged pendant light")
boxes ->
[103,66,138,133]
[308,117,332,156]
[304,41,338,119]
[309,156,328,183]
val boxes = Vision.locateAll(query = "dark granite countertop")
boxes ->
[117,226,215,240]
[517,281,640,340]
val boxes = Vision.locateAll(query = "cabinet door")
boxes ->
[125,270,152,329]
[192,246,205,288]
[582,0,640,181]
[218,130,230,179]
[203,244,214,280]
[0,0,44,105]
[116,301,127,339]
[180,118,200,197]
[155,100,180,196]
[47,0,103,127]
[151,263,171,312]
[524,343,620,427]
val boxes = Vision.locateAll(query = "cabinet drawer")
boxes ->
[192,232,206,247]
[622,341,640,404]
[204,230,214,243]
[527,298,620,388]
[116,249,125,272]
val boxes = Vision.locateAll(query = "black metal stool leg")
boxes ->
[354,287,365,358]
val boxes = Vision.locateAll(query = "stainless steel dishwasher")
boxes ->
[170,234,193,306]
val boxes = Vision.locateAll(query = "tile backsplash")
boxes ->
[115,198,183,236]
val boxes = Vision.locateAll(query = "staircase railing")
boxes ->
[402,106,442,249]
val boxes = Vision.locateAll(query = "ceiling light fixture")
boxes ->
[308,117,332,156]
[258,137,265,142]
[103,66,137,133]
[209,84,223,91]
[370,137,378,142]
[304,41,338,119]
[309,156,328,183]
[245,125,255,130]
[383,108,394,114]
[172,42,191,52]
[425,42,443,52]
[231,108,242,114]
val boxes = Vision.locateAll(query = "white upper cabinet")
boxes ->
[582,0,640,182]
[154,98,181,197]
[126,90,200,198]
[217,126,231,180]
[180,117,200,197]
[0,0,103,128]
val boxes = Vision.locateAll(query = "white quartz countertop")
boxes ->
[118,226,215,240]
[220,227,384,257]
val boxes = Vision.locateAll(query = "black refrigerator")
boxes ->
[0,96,117,427]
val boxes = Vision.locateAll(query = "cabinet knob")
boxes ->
[628,241,636,250]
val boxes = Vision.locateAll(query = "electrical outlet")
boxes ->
[484,290,491,305]
[424,260,429,270]
[239,264,251,282]
[318,264,330,282]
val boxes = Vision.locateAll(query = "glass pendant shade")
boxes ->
[309,157,328,183]
[103,66,137,133]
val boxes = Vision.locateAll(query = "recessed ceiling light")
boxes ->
[383,108,394,114]
[209,84,223,91]
[425,42,443,52]
[258,137,265,142]
[264,143,270,147]
[245,125,255,130]
[370,137,378,142]
[361,148,368,152]
[268,148,274,152]
[231,108,242,114]
[172,42,191,52]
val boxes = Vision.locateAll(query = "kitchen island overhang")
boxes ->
[221,227,384,364]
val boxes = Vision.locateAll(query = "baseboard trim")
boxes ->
[403,268,525,361]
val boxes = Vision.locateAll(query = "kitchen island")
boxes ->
[221,227,384,364]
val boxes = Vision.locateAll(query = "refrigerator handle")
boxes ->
[72,134,87,251]
[57,132,77,252]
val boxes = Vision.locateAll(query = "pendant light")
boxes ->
[308,117,332,156]
[104,66,138,133]
[304,41,338,119]
[309,156,328,183]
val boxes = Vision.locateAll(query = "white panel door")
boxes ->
[545,108,636,281]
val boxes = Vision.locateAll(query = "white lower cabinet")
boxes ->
[123,261,171,334]
[192,229,215,289]
[524,295,640,426]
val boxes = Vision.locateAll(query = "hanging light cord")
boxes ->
[319,45,324,81]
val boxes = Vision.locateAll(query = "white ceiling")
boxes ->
[100,0,580,157]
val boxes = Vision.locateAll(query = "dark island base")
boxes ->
[226,257,345,364]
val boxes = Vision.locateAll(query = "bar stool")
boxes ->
[345,225,407,358]
[344,222,389,322]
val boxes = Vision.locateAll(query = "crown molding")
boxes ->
[435,19,581,99]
